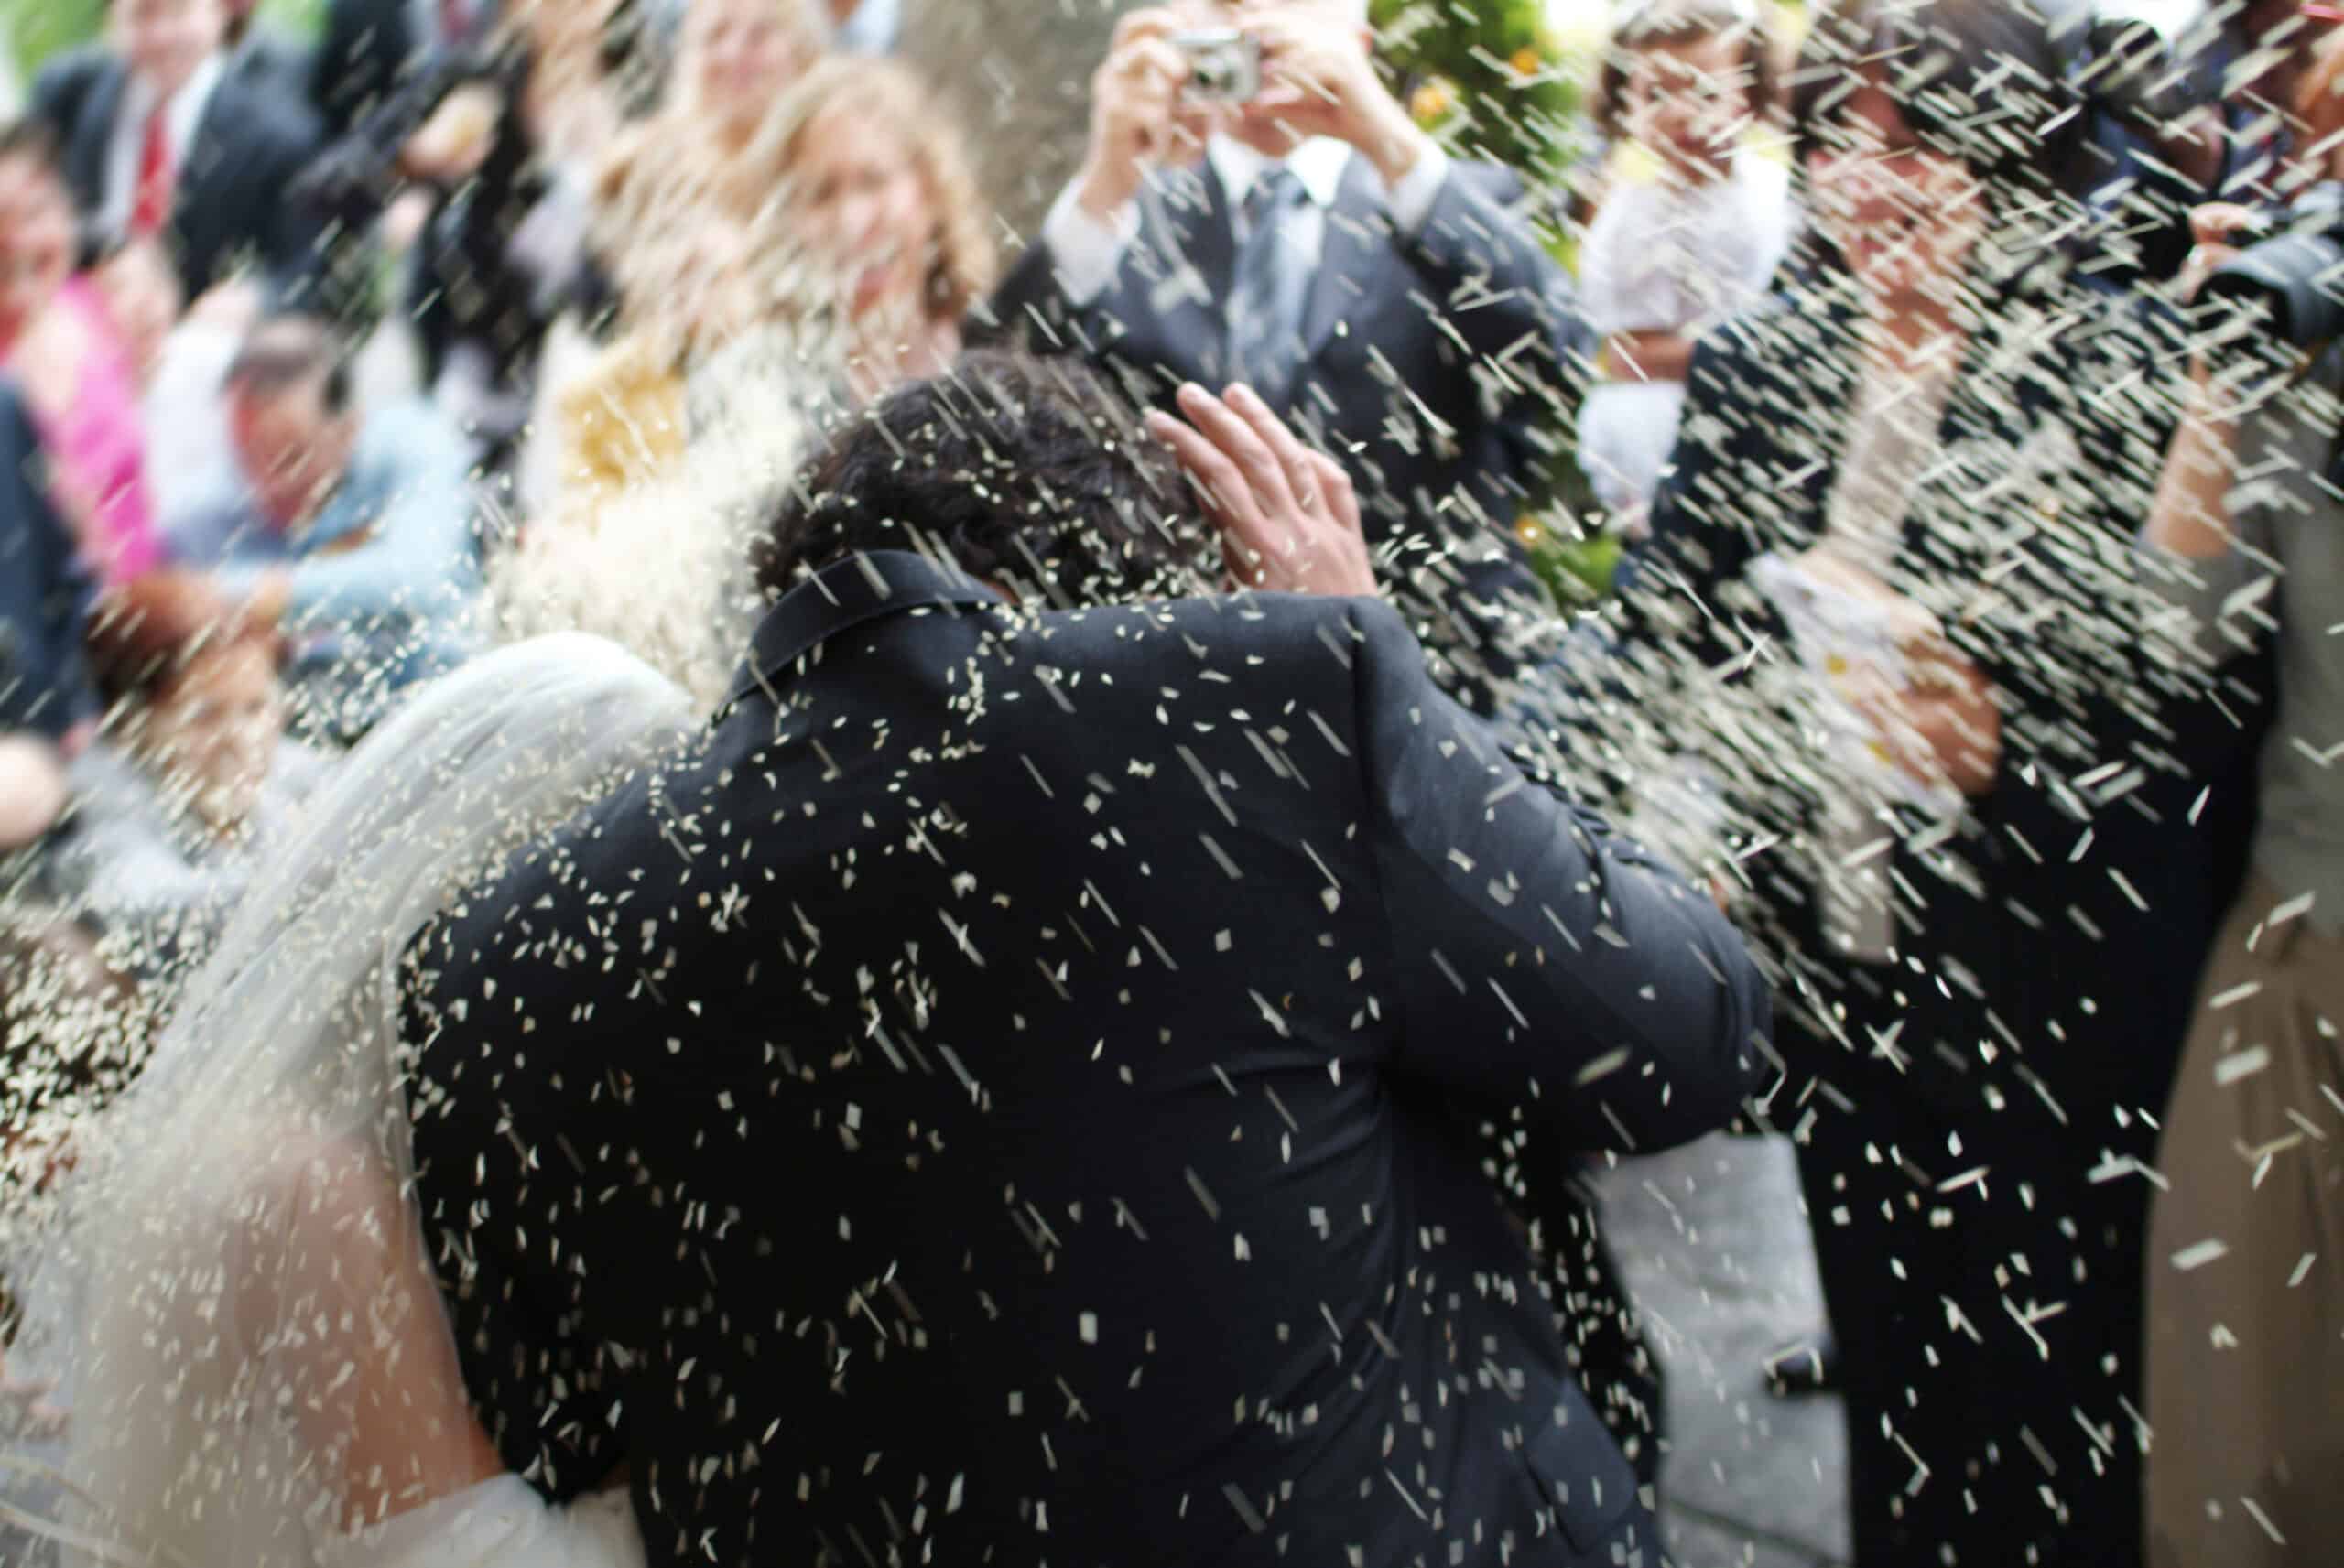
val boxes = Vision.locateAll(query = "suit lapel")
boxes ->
[76,62,132,211]
[1297,156,1385,371]
[1122,161,1235,379]
[174,74,248,270]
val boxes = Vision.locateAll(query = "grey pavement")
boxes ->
[1597,1134,1851,1568]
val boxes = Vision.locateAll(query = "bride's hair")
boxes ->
[0,637,692,1564]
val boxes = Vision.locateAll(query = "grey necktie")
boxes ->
[1224,168,1311,409]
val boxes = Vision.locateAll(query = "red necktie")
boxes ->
[439,0,472,48]
[129,104,171,238]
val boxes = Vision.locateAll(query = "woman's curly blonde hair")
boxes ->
[598,54,997,332]
[754,55,999,323]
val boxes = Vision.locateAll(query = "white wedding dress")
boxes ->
[0,636,690,1568]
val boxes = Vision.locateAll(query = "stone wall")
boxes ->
[895,0,1144,243]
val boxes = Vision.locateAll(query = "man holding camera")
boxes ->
[989,0,1587,709]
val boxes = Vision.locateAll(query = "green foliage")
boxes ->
[6,0,326,81]
[1527,526,1623,606]
[1369,0,1590,185]
[6,0,103,81]
[1371,0,1628,604]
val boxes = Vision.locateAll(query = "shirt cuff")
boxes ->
[1385,145,1450,237]
[1039,180,1139,308]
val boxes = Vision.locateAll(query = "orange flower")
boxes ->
[1514,514,1548,548]
[1410,80,1453,123]
[1511,45,1542,77]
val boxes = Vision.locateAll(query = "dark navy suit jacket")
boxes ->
[405,551,1769,1568]
[0,386,98,743]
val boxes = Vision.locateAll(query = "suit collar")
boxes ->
[1206,136,1351,210]
[725,549,1004,710]
[122,50,228,172]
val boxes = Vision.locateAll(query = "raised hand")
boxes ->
[1146,382,1376,598]
[1241,4,1432,188]
[1075,9,1220,219]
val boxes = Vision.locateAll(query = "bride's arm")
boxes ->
[254,1132,646,1568]
[244,1131,507,1532]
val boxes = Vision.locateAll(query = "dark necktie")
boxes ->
[1224,167,1310,409]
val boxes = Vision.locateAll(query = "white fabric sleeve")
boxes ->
[1384,144,1451,236]
[1039,179,1142,308]
[1577,193,1628,336]
[320,1476,646,1568]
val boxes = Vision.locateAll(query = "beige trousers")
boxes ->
[2145,875,2344,1567]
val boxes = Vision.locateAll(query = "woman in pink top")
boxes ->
[0,120,162,586]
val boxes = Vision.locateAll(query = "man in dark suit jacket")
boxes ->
[224,0,311,103]
[0,389,99,747]
[308,0,496,150]
[30,0,332,312]
[402,355,1769,1567]
[987,3,1589,708]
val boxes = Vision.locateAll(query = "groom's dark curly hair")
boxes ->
[755,351,1219,609]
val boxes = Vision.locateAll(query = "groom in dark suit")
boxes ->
[402,354,1768,1567]
[986,1,1590,706]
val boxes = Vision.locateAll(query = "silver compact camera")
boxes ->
[1174,28,1263,103]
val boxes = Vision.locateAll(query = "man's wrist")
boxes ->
[1073,157,1142,223]
[1355,95,1434,191]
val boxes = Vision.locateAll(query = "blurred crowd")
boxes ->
[0,0,2337,1563]
[0,0,982,969]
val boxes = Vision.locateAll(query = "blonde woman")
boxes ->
[584,50,995,405]
[497,58,997,705]
[741,53,998,401]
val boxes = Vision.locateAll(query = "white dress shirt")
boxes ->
[145,319,242,532]
[835,0,901,54]
[1039,134,1452,308]
[100,51,225,240]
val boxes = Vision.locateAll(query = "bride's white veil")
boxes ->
[0,634,693,1566]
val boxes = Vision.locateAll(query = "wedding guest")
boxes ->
[222,0,307,98]
[765,56,992,395]
[169,314,483,741]
[1577,0,1790,530]
[575,52,993,470]
[60,573,332,976]
[548,0,830,300]
[294,0,636,449]
[29,0,331,310]
[93,234,240,525]
[1606,0,2243,1561]
[309,0,495,145]
[2136,180,2344,1568]
[499,56,991,699]
[665,0,830,165]
[2074,0,2336,289]
[989,0,1589,708]
[0,121,165,588]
